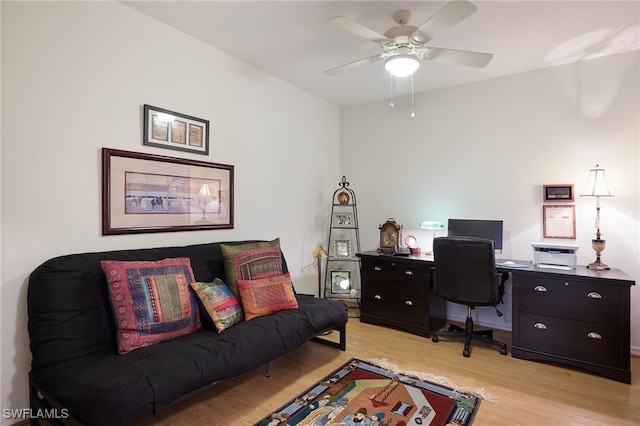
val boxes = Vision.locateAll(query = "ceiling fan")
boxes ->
[324,0,493,77]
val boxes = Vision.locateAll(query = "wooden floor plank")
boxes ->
[138,319,640,425]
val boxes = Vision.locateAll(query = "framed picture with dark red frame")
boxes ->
[102,148,233,235]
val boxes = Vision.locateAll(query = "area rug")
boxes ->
[255,358,483,426]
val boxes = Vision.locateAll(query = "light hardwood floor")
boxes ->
[139,317,640,425]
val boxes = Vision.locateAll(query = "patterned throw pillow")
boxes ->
[190,278,244,332]
[220,239,282,298]
[237,272,298,320]
[101,258,201,354]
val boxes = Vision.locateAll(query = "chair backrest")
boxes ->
[432,236,498,306]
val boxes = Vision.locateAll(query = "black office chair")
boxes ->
[431,236,508,357]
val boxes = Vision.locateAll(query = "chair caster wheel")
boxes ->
[500,348,508,355]
[463,349,470,357]
[432,335,439,342]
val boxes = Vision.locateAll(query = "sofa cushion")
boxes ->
[101,258,201,354]
[190,278,244,332]
[220,238,282,297]
[237,272,298,320]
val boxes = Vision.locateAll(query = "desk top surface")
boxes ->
[357,251,635,285]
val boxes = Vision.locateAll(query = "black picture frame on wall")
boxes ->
[102,148,233,235]
[543,184,574,202]
[143,104,210,155]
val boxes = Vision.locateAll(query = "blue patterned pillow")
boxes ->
[191,278,244,332]
[101,258,201,354]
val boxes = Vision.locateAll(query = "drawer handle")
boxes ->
[374,266,382,271]
[534,286,547,292]
[405,301,413,306]
[587,332,602,340]
[534,322,547,330]
[587,292,602,299]
[374,295,382,300]
[405,270,414,276]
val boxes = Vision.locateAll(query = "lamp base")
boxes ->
[587,258,610,270]
[587,239,610,271]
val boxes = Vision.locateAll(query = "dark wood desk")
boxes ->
[357,251,635,383]
[357,252,445,338]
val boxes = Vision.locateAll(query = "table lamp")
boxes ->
[420,221,445,255]
[312,245,328,297]
[580,164,613,270]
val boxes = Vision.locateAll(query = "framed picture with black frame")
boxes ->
[143,104,210,155]
[543,184,574,202]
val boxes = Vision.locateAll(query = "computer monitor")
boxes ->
[447,219,504,250]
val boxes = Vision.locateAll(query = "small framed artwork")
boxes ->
[330,271,351,294]
[333,212,354,228]
[143,104,210,155]
[334,240,351,258]
[102,148,233,235]
[543,205,576,239]
[543,184,574,202]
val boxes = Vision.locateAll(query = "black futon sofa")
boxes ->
[27,240,348,425]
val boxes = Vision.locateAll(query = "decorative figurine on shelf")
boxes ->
[378,218,402,253]
[337,191,350,205]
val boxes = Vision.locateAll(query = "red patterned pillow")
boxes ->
[237,273,298,320]
[221,242,284,298]
[101,258,201,354]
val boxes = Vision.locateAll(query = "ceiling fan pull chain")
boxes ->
[410,74,416,118]
[389,75,395,108]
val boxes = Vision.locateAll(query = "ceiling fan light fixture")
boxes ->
[384,54,420,77]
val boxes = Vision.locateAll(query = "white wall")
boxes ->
[340,50,639,350]
[0,1,339,423]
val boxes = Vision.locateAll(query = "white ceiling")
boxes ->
[123,1,640,107]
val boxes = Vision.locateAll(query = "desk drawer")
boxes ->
[516,312,627,369]
[361,281,426,326]
[514,275,623,326]
[361,257,429,282]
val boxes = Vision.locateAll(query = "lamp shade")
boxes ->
[420,221,444,230]
[580,165,613,197]
[385,54,420,78]
[312,245,328,259]
[199,182,211,197]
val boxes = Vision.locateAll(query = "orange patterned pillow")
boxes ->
[237,273,298,320]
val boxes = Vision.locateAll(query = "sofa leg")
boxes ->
[312,324,346,351]
[29,373,84,426]
[264,362,272,378]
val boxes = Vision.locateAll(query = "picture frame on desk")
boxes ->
[543,205,576,239]
[543,184,574,202]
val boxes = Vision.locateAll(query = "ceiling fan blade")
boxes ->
[424,47,493,68]
[329,16,391,45]
[324,54,383,75]
[411,0,477,44]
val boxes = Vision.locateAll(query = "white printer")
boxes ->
[531,242,579,270]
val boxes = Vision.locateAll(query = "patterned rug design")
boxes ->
[255,358,482,426]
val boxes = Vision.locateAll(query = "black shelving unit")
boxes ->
[324,177,361,313]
